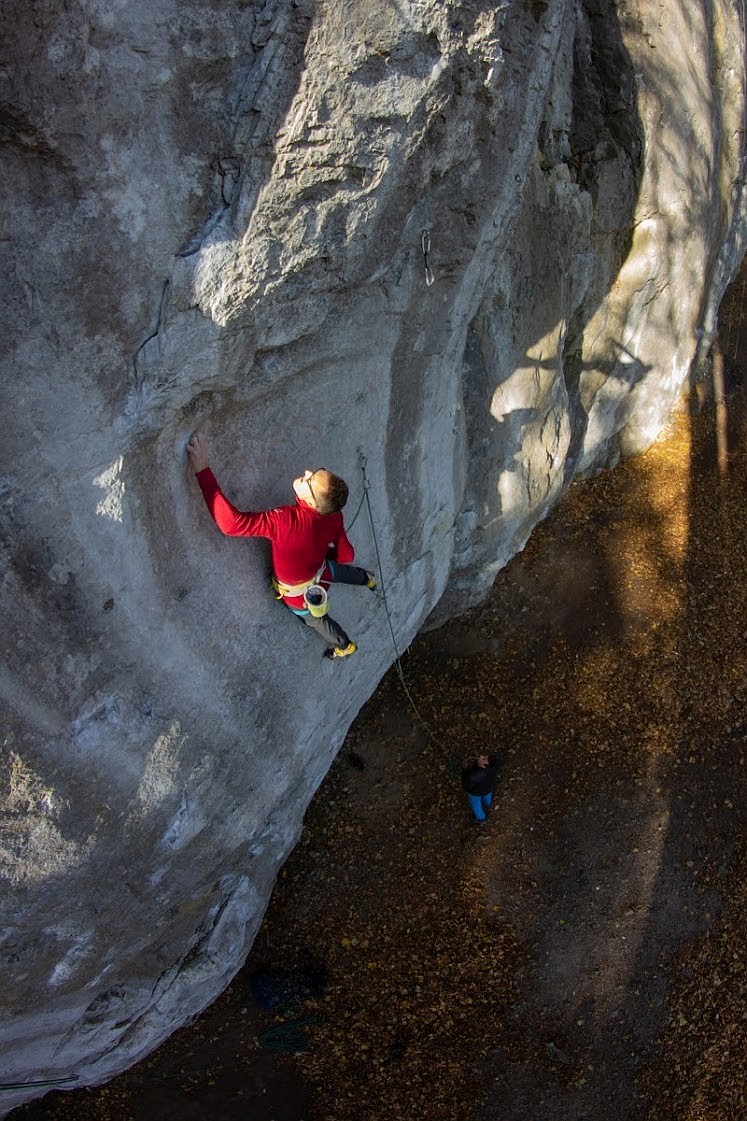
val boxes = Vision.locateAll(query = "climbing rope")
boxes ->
[722,270,736,362]
[735,264,746,364]
[344,481,367,532]
[358,452,454,762]
[0,1077,79,1091]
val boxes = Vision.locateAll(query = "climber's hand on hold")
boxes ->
[187,431,210,473]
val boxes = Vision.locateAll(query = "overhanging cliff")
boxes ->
[1,0,745,1109]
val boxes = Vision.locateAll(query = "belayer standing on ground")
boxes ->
[187,431,375,660]
[461,753,500,824]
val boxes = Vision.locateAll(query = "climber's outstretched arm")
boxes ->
[187,431,281,539]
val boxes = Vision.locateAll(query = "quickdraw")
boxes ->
[421,228,435,286]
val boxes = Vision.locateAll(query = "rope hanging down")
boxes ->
[344,479,367,531]
[357,452,451,756]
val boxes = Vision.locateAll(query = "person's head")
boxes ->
[293,468,349,514]
[476,754,490,769]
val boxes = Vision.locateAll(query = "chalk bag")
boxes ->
[304,584,329,617]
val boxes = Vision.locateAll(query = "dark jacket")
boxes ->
[461,755,499,797]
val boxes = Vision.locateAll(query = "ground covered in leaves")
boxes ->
[11,271,747,1121]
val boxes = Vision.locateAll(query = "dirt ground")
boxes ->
[9,261,747,1121]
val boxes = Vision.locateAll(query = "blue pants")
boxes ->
[467,791,493,822]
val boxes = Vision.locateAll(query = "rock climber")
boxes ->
[187,431,375,660]
[461,753,500,825]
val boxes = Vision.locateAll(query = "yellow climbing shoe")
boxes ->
[324,642,357,660]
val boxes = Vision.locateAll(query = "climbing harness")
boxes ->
[421,228,435,287]
[357,451,451,760]
[272,563,326,601]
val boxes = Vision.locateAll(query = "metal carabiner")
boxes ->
[421,228,435,286]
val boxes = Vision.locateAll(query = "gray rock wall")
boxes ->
[1,0,744,1109]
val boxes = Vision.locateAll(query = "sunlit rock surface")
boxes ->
[1,0,744,1108]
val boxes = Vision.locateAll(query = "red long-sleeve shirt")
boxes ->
[195,468,355,606]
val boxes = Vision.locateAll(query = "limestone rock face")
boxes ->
[1,0,744,1107]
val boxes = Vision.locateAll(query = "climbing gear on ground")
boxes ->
[365,570,377,590]
[421,228,435,286]
[258,1016,319,1053]
[304,583,329,617]
[249,959,327,1014]
[272,563,325,600]
[324,641,357,660]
